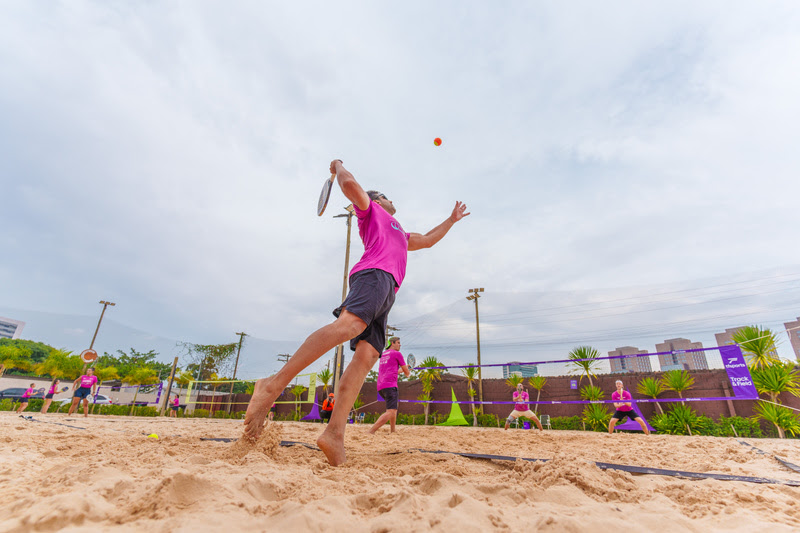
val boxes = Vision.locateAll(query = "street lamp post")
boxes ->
[332,205,355,394]
[466,288,484,403]
[84,300,115,371]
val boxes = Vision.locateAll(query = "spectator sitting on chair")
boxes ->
[321,393,335,423]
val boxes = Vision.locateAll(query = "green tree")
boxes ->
[567,346,601,387]
[504,373,524,390]
[180,342,238,387]
[365,370,379,383]
[122,367,158,416]
[461,364,480,426]
[101,348,171,380]
[637,377,666,415]
[416,356,443,425]
[579,385,608,431]
[528,375,547,416]
[660,369,695,400]
[750,362,800,404]
[731,326,781,369]
[753,401,800,439]
[0,344,33,377]
[34,349,82,381]
[290,384,308,421]
[317,368,333,395]
[0,339,53,365]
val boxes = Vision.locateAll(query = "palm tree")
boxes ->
[122,367,158,416]
[0,344,33,377]
[317,368,333,395]
[754,401,800,439]
[636,377,666,415]
[567,346,601,387]
[504,373,524,390]
[660,369,694,400]
[750,362,800,404]
[34,349,81,381]
[417,356,443,425]
[290,384,308,421]
[528,375,547,416]
[461,364,480,426]
[732,325,780,369]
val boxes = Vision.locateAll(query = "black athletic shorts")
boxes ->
[73,387,92,400]
[19,397,31,403]
[379,387,399,410]
[321,409,332,420]
[611,410,639,422]
[170,405,179,411]
[333,269,397,355]
[45,393,54,399]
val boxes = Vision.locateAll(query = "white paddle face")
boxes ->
[406,354,416,368]
[317,174,335,216]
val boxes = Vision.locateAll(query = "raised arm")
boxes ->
[330,160,370,211]
[408,201,470,251]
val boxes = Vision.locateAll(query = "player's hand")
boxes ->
[450,201,470,223]
[330,159,343,175]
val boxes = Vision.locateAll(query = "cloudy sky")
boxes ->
[2,2,799,379]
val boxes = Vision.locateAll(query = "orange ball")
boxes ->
[433,137,442,146]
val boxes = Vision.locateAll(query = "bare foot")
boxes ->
[317,429,346,466]
[242,377,278,441]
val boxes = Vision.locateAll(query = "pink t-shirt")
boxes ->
[48,384,58,395]
[376,349,406,391]
[513,390,529,411]
[350,201,410,292]
[612,390,633,411]
[22,387,35,398]
[172,397,180,407]
[79,375,98,389]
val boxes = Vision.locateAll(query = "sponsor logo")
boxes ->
[391,222,403,232]
[731,377,754,387]
[725,363,747,369]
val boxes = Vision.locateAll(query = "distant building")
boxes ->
[784,317,800,361]
[502,361,538,378]
[608,346,652,374]
[656,338,708,371]
[0,317,25,340]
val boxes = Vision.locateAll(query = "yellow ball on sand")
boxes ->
[147,434,159,439]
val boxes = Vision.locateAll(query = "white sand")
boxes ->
[2,413,800,532]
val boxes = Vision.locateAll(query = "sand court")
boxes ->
[2,413,800,532]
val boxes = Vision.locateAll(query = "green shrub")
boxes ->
[192,409,210,418]
[650,404,704,435]
[582,404,611,431]
[213,410,229,419]
[715,415,763,438]
[0,399,12,411]
[550,416,582,431]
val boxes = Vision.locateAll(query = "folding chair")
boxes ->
[540,414,551,430]
[356,412,365,423]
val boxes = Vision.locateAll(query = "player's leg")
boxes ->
[82,398,89,417]
[388,409,398,432]
[608,415,619,433]
[525,410,544,431]
[505,410,520,430]
[243,310,367,439]
[634,416,650,435]
[369,409,391,433]
[16,401,27,414]
[67,397,80,416]
[317,340,379,465]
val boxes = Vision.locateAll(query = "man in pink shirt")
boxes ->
[243,159,469,465]
[608,379,650,435]
[68,367,99,418]
[369,337,411,434]
[504,383,544,431]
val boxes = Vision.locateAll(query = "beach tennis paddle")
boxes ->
[317,174,335,216]
[406,354,416,369]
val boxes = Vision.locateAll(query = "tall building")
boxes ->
[0,317,25,340]
[502,361,538,378]
[608,346,652,374]
[656,338,708,371]
[784,317,800,361]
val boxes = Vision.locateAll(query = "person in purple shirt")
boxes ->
[68,367,99,418]
[369,337,411,434]
[608,379,650,435]
[243,159,469,466]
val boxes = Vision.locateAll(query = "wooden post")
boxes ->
[159,357,179,416]
[722,382,737,417]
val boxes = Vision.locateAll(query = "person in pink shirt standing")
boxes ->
[40,379,62,414]
[15,383,40,414]
[504,383,544,431]
[68,367,99,418]
[243,159,469,465]
[608,379,650,435]
[169,395,180,417]
[369,337,411,434]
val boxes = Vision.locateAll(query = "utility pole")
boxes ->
[332,205,355,394]
[466,288,485,403]
[227,332,247,413]
[277,353,291,365]
[84,300,115,371]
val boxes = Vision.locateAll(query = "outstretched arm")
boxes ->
[408,202,470,251]
[330,160,370,211]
